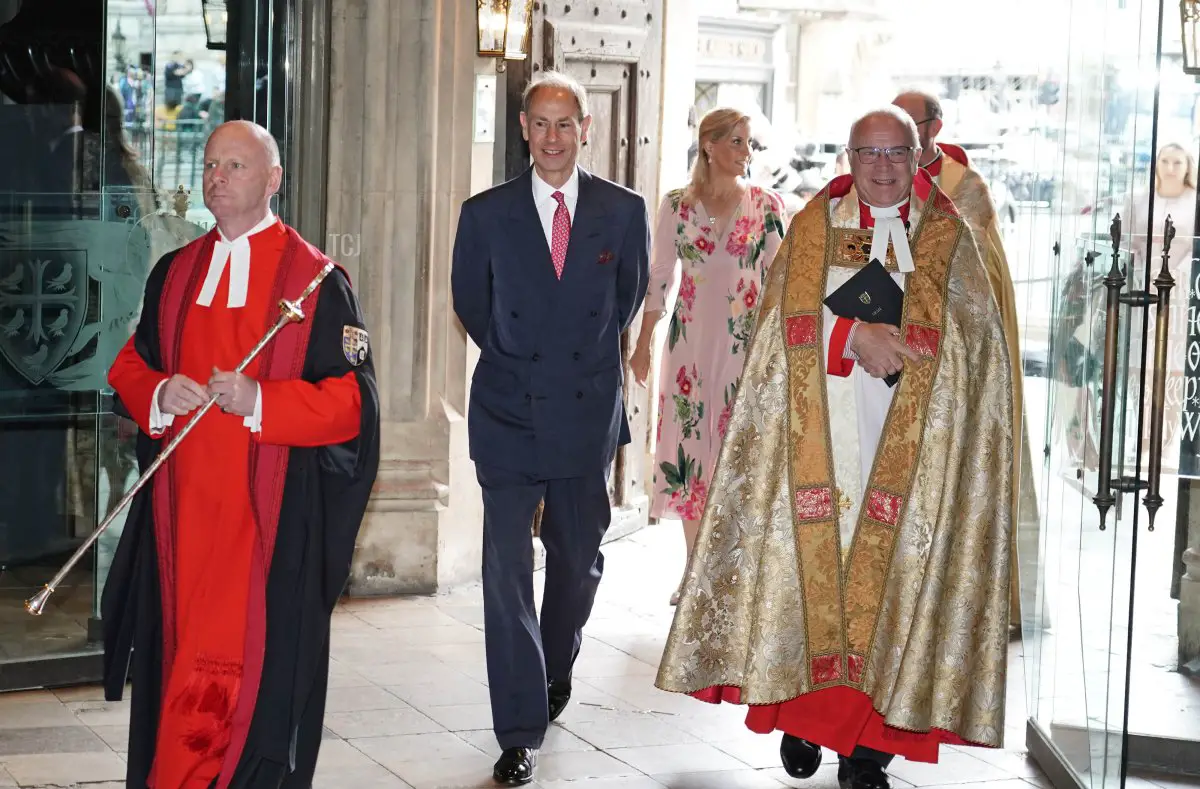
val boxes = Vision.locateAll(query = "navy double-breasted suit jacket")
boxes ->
[451,166,650,480]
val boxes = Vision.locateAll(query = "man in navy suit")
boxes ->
[451,71,649,785]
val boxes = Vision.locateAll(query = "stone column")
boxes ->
[325,0,490,593]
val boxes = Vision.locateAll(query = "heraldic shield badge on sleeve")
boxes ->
[342,325,369,366]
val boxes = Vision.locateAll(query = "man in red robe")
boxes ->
[104,120,380,789]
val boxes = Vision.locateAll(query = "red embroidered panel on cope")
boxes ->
[786,314,818,347]
[794,487,833,521]
[811,654,842,684]
[848,653,865,684]
[905,324,940,358]
[866,489,903,526]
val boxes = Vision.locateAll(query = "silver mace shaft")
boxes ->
[25,261,335,616]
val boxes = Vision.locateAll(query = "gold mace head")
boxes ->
[25,586,52,616]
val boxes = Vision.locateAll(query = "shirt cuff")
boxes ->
[845,321,860,361]
[827,317,857,377]
[243,382,262,433]
[149,379,175,435]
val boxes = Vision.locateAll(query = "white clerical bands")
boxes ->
[868,203,915,273]
[195,212,278,308]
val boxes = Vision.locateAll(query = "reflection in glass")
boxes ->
[0,0,224,683]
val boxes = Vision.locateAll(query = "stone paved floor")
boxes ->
[1,523,1198,789]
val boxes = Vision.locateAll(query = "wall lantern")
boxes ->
[202,0,228,51]
[112,20,127,70]
[476,0,534,61]
[1184,0,1200,74]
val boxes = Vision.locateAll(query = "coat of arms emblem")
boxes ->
[0,254,87,385]
[342,325,369,367]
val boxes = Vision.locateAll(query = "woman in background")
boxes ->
[630,107,786,605]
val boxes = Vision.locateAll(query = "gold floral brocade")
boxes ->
[939,156,1040,629]
[656,182,1015,748]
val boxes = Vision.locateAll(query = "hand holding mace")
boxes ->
[25,261,336,615]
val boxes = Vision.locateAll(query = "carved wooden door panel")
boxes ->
[537,0,664,515]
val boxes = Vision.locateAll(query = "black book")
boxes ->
[822,258,905,387]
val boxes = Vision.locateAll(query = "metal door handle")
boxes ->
[1143,216,1177,531]
[1094,214,1125,530]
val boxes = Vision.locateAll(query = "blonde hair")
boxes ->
[686,107,751,199]
[1156,143,1197,193]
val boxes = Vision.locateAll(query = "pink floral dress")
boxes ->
[649,185,787,520]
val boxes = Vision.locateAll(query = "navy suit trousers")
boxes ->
[476,462,611,750]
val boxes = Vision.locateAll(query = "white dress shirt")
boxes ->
[531,167,579,250]
[148,213,277,435]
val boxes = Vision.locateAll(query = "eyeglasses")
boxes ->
[849,146,913,164]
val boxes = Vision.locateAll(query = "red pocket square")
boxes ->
[597,250,614,264]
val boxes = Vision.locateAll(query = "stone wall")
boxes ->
[326,0,489,594]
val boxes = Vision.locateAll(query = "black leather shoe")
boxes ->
[548,679,572,722]
[493,747,537,785]
[847,758,890,789]
[780,734,822,779]
[838,755,851,785]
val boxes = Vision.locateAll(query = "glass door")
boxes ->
[1119,0,1200,782]
[0,0,163,690]
[0,0,296,692]
[1022,0,1200,785]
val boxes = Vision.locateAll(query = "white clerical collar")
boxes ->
[867,200,915,273]
[531,166,579,206]
[196,211,278,308]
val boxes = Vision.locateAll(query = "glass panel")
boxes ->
[0,0,292,688]
[0,1,151,671]
[1021,0,1166,784]
[1123,0,1200,777]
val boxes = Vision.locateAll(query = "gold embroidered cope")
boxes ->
[656,181,1015,748]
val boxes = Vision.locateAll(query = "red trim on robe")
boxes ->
[913,169,934,203]
[217,226,340,789]
[938,143,970,167]
[857,200,911,229]
[689,685,982,764]
[827,317,857,376]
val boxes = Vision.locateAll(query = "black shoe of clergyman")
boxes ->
[548,679,572,722]
[493,747,537,786]
[780,733,823,779]
[847,758,891,789]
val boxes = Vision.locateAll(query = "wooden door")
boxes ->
[541,1,663,514]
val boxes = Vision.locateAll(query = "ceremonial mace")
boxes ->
[24,261,337,616]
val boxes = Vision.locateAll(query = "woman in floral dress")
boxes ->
[630,107,786,604]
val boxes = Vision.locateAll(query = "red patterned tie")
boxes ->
[550,191,570,279]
